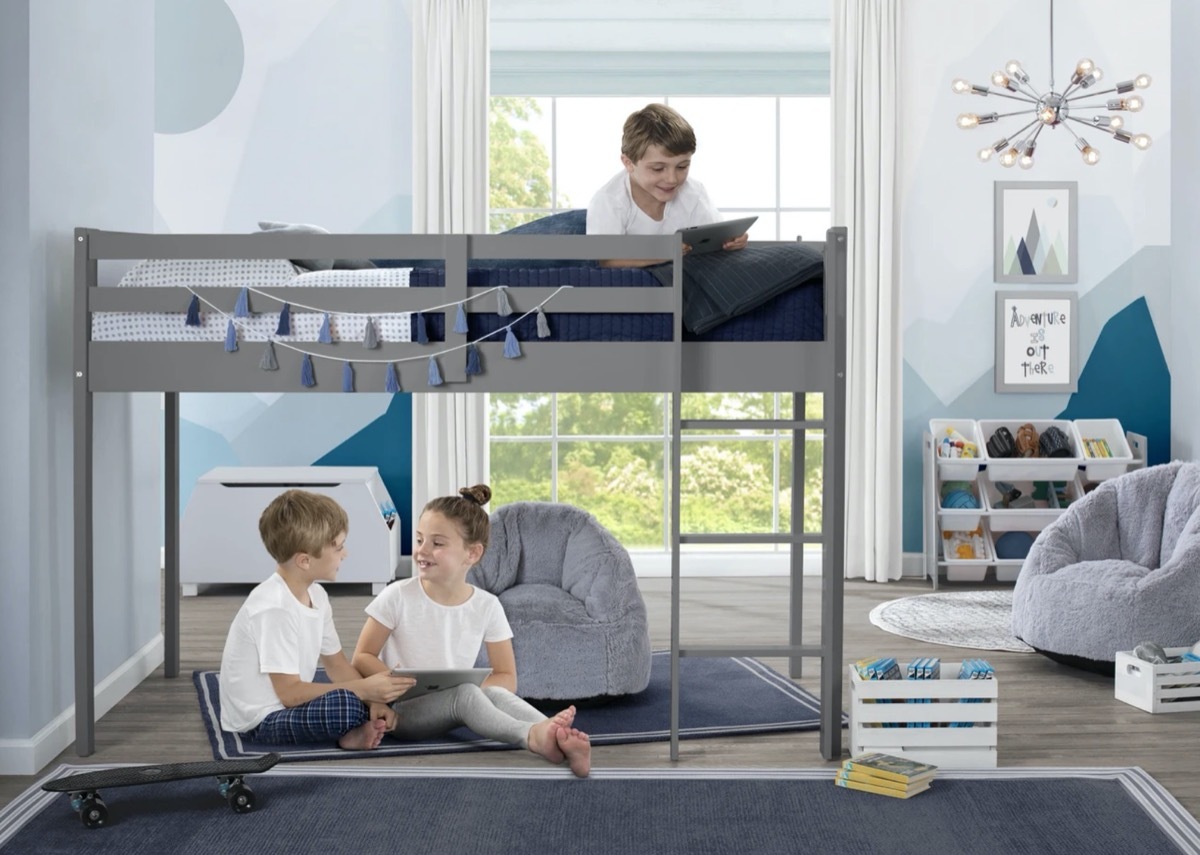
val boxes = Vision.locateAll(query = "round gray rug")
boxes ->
[868,590,1035,653]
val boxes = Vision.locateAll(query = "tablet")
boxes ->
[676,216,758,255]
[388,667,492,701]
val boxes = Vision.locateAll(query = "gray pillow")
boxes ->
[256,221,376,271]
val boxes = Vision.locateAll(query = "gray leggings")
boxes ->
[390,684,546,748]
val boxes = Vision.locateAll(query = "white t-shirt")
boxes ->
[218,573,342,733]
[586,170,721,236]
[364,577,513,670]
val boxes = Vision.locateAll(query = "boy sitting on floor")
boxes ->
[218,489,412,749]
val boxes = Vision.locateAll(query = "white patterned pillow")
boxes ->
[117,258,299,288]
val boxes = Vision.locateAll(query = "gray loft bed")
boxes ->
[72,227,847,762]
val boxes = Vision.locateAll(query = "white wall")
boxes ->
[1171,0,1199,459]
[0,0,159,773]
[898,0,1172,553]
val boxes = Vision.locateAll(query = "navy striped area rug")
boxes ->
[7,766,1198,854]
[193,651,842,761]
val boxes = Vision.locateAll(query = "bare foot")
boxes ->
[338,718,387,750]
[555,726,591,778]
[526,719,566,765]
[549,705,576,729]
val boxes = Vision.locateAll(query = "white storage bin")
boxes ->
[1114,649,1200,714]
[182,466,400,595]
[939,524,993,582]
[848,662,999,768]
[982,475,1084,532]
[977,419,1082,481]
[1074,419,1134,481]
[929,419,985,480]
[938,478,985,532]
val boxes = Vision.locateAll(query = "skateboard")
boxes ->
[41,753,280,828]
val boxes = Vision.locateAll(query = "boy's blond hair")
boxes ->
[258,489,349,564]
[621,103,697,163]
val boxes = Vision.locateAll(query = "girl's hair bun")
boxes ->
[458,484,492,507]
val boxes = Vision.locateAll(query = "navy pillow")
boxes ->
[373,210,593,269]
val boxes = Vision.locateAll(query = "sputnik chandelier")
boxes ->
[952,0,1152,167]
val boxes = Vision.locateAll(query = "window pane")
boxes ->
[681,439,776,534]
[490,393,551,436]
[737,212,778,242]
[490,96,555,229]
[559,441,663,548]
[555,97,658,211]
[670,97,777,209]
[680,393,776,436]
[779,211,831,243]
[491,441,553,506]
[557,393,663,436]
[780,97,831,209]
[803,430,824,533]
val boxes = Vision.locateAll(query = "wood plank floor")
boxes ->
[4,576,1198,822]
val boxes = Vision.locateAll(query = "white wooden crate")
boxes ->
[848,663,999,768]
[1114,649,1200,714]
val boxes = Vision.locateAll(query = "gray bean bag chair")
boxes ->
[467,502,652,702]
[1011,461,1200,669]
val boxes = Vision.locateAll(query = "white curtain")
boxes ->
[410,0,491,516]
[832,0,903,582]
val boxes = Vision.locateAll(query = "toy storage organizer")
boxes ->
[848,662,999,768]
[922,418,1146,589]
[1114,649,1200,714]
[181,466,401,595]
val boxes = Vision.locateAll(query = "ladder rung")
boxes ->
[678,418,824,431]
[679,533,823,545]
[678,645,823,659]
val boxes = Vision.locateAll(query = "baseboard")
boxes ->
[0,633,164,775]
[901,551,928,577]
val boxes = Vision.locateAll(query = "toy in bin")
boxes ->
[942,526,988,560]
[937,427,979,460]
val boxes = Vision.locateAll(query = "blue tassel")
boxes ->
[536,307,550,338]
[454,304,469,334]
[224,320,238,352]
[362,317,379,349]
[318,313,332,344]
[415,312,429,344]
[300,353,316,387]
[503,328,522,359]
[427,357,443,387]
[465,343,482,376]
[185,294,201,326]
[342,362,355,392]
[234,287,250,318]
[496,287,513,316]
[386,363,401,393]
[259,341,278,371]
[276,303,292,336]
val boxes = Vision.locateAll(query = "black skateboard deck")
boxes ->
[42,753,280,828]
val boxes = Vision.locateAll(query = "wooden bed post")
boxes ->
[73,229,96,756]
[164,393,180,678]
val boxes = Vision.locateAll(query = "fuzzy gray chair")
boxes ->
[1011,461,1200,668]
[467,502,652,702]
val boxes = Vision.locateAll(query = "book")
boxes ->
[834,777,932,799]
[836,769,921,791]
[842,753,938,785]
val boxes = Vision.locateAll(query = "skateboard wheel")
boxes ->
[226,783,255,813]
[79,796,108,828]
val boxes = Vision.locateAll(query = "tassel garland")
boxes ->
[342,362,355,392]
[386,363,401,393]
[427,357,443,386]
[234,287,250,318]
[185,294,201,327]
[503,328,522,359]
[224,320,238,352]
[300,354,316,387]
[536,307,550,338]
[415,312,429,344]
[362,317,379,349]
[259,341,278,370]
[318,313,333,344]
[454,304,469,334]
[496,287,513,316]
[276,303,292,336]
[465,343,482,376]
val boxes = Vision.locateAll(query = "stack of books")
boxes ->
[834,752,938,799]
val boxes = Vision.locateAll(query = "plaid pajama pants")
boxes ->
[247,689,369,744]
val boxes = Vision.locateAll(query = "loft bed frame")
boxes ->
[72,227,847,762]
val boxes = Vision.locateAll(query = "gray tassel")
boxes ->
[259,340,278,371]
[536,307,550,338]
[497,287,513,316]
[362,317,379,349]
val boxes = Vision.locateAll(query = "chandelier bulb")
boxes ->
[999,147,1019,168]
[1131,133,1152,150]
[952,78,972,94]
[1018,154,1035,170]
[978,146,995,162]
[1134,73,1152,89]
[1004,60,1029,84]
[1076,138,1101,165]
[1125,95,1145,112]
[956,113,980,129]
[1076,58,1095,76]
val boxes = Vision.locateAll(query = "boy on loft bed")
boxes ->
[586,102,749,267]
[218,490,413,750]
